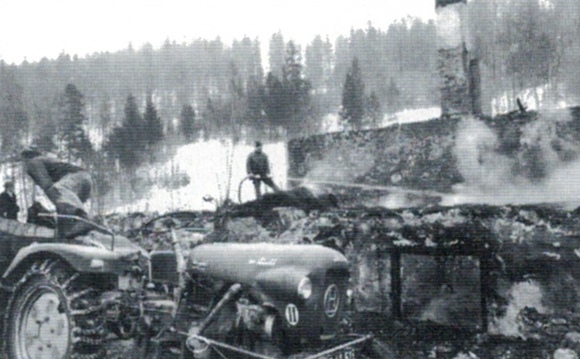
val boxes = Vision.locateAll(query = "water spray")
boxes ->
[287,177,447,199]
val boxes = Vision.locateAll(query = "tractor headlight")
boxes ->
[297,277,312,299]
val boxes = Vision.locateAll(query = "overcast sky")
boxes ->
[1,0,435,65]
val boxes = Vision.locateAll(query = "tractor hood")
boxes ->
[188,243,348,288]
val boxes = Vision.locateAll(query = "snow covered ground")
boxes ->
[321,107,441,132]
[111,140,288,214]
[381,107,442,127]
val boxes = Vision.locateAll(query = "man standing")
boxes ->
[0,181,19,220]
[246,141,280,199]
[21,146,93,238]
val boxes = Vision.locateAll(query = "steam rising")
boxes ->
[305,147,375,184]
[299,146,376,196]
[453,116,514,189]
[443,112,580,208]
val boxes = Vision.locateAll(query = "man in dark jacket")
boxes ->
[27,201,56,228]
[246,141,280,199]
[21,146,93,238]
[0,181,19,220]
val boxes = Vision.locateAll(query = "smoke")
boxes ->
[418,286,481,328]
[443,112,580,208]
[305,147,375,183]
[297,146,376,197]
[489,280,548,337]
[453,116,514,189]
[416,279,551,336]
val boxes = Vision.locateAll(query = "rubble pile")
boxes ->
[214,195,580,303]
[107,193,580,357]
[207,196,580,358]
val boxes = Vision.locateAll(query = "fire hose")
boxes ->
[170,228,187,316]
[196,283,242,335]
[238,175,278,203]
[237,175,252,203]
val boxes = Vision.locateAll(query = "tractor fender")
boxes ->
[1,242,138,283]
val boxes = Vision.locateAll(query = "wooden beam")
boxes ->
[479,255,490,332]
[390,251,402,320]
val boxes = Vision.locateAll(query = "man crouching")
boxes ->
[21,146,93,238]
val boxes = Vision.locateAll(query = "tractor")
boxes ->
[128,239,374,358]
[0,215,146,359]
[0,210,378,359]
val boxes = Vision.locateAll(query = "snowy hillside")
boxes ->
[321,107,441,132]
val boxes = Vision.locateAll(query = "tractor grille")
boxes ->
[323,284,340,318]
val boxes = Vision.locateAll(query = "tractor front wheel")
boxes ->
[5,260,106,359]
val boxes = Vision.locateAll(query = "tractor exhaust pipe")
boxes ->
[197,283,242,335]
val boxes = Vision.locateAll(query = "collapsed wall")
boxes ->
[214,192,580,337]
[287,117,462,194]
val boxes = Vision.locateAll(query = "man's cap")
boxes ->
[21,145,41,158]
[255,141,263,147]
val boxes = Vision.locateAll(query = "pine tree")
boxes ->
[282,41,312,136]
[341,57,365,129]
[386,77,402,114]
[202,97,231,139]
[263,73,286,127]
[203,98,216,139]
[246,75,265,130]
[58,83,93,163]
[305,35,325,90]
[124,94,145,146]
[268,31,285,78]
[180,104,196,142]
[322,36,334,90]
[366,90,382,126]
[143,94,164,150]
[227,62,246,142]
[106,94,145,171]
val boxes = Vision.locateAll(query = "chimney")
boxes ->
[436,0,481,117]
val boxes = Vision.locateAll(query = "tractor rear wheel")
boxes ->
[5,260,106,359]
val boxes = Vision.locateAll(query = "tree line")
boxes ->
[0,19,438,149]
[1,1,580,204]
[468,0,580,112]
